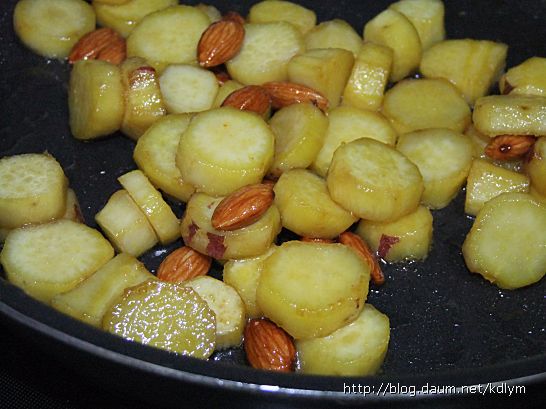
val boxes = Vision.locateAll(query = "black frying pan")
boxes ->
[0,1,545,408]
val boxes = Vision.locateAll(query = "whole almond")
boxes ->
[198,19,244,68]
[222,85,271,116]
[69,28,126,65]
[211,183,274,231]
[485,135,536,161]
[339,232,385,285]
[244,318,296,372]
[157,246,211,283]
[262,81,329,112]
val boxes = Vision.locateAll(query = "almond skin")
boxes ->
[485,135,536,161]
[198,19,245,68]
[262,81,329,112]
[339,232,385,285]
[69,28,126,65]
[211,183,274,231]
[244,318,296,372]
[157,246,211,283]
[222,85,271,116]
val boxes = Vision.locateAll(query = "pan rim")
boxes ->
[1,278,545,403]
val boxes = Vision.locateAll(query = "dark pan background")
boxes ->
[0,1,545,408]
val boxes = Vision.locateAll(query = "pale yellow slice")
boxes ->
[304,19,363,57]
[118,170,179,244]
[297,304,390,376]
[226,22,305,85]
[462,192,546,289]
[248,1,316,35]
[256,241,369,339]
[1,220,114,303]
[180,193,281,260]
[103,280,216,357]
[327,138,424,222]
[120,57,167,140]
[14,0,95,59]
[312,106,397,177]
[0,154,67,229]
[356,205,433,262]
[126,5,210,71]
[95,189,158,257]
[222,246,276,318]
[396,128,474,209]
[420,39,508,105]
[268,102,328,178]
[93,0,178,38]
[68,60,124,140]
[184,276,245,349]
[195,3,221,23]
[465,159,530,216]
[382,78,471,135]
[274,169,357,239]
[500,57,546,96]
[363,9,421,82]
[473,95,546,137]
[133,113,195,202]
[51,253,154,327]
[159,64,218,114]
[342,43,393,111]
[389,0,445,50]
[176,107,275,196]
[288,48,355,109]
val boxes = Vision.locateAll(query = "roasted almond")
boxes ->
[211,183,274,231]
[339,232,385,285]
[69,28,126,65]
[222,85,271,116]
[485,135,536,161]
[244,318,296,372]
[157,246,211,283]
[262,81,329,112]
[198,19,245,68]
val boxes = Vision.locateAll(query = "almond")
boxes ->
[262,81,329,112]
[69,28,126,65]
[485,135,536,161]
[211,183,274,231]
[223,11,246,25]
[339,232,385,285]
[198,19,245,68]
[244,318,296,372]
[157,246,211,283]
[300,237,335,244]
[221,85,271,116]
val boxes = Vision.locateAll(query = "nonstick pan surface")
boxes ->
[0,1,545,408]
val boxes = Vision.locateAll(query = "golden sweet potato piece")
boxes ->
[462,192,546,289]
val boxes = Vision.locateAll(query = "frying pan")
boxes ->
[0,0,545,408]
